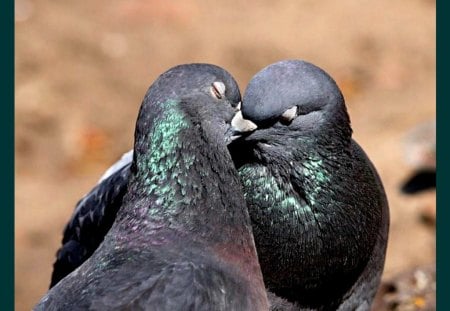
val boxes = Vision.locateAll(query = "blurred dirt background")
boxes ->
[15,1,436,310]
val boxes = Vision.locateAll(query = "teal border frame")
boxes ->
[436,0,445,309]
[1,0,15,309]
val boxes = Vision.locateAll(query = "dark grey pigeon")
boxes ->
[48,61,245,288]
[230,60,389,310]
[36,63,269,311]
[48,66,250,288]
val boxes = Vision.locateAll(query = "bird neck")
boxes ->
[116,100,255,252]
[238,139,353,237]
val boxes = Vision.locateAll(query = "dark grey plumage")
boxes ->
[36,64,269,311]
[50,159,130,288]
[231,60,389,310]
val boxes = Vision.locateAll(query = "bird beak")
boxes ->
[227,103,258,141]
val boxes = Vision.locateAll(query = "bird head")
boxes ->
[238,60,352,149]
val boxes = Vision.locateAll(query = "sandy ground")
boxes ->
[15,1,436,310]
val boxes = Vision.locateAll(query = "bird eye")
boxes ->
[280,106,297,124]
[211,81,226,99]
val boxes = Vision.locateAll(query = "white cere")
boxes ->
[280,106,298,123]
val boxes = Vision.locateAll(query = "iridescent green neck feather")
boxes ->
[136,100,193,208]
[128,100,199,219]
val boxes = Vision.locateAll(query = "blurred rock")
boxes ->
[418,202,436,227]
[403,120,436,171]
[372,264,436,311]
[400,120,436,195]
[401,170,435,194]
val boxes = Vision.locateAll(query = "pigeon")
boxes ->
[230,59,390,310]
[47,67,246,288]
[36,63,269,310]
